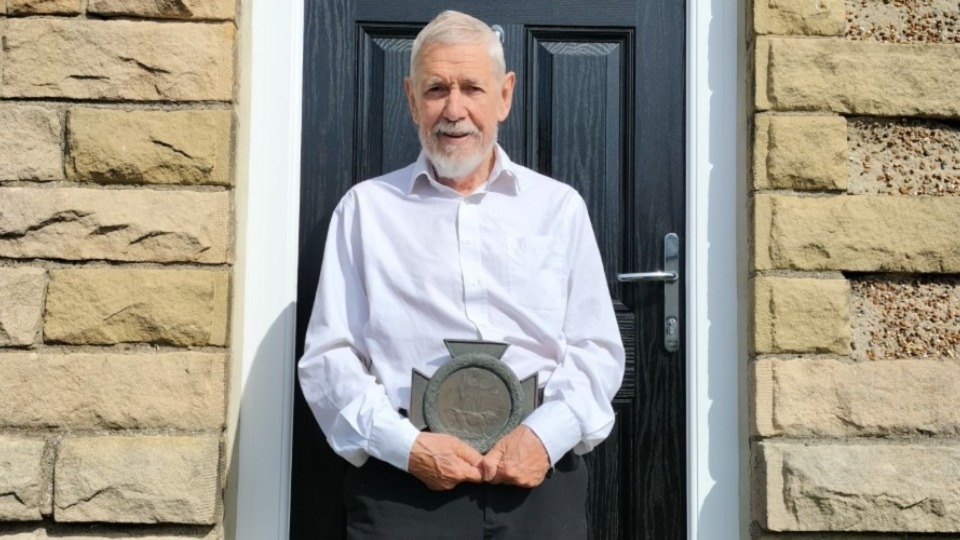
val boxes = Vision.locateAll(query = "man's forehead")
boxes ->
[416,43,494,73]
[421,72,485,85]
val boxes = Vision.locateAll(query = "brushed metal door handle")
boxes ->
[617,233,680,353]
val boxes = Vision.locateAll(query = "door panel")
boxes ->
[296,2,685,538]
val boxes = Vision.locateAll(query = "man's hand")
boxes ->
[480,425,550,488]
[408,432,484,491]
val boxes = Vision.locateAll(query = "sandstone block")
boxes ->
[7,0,81,14]
[55,436,219,524]
[753,358,960,437]
[0,352,225,429]
[754,0,844,36]
[67,108,233,186]
[0,188,230,263]
[755,532,900,540]
[0,437,46,521]
[45,269,228,346]
[0,267,45,346]
[756,440,960,531]
[0,19,234,101]
[0,105,64,182]
[0,526,219,540]
[756,37,960,117]
[754,114,847,191]
[754,194,960,272]
[87,0,236,20]
[752,276,850,354]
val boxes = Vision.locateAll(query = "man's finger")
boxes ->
[453,441,484,467]
[408,432,484,490]
[480,445,504,482]
[459,461,483,483]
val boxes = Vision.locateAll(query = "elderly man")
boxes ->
[299,10,624,539]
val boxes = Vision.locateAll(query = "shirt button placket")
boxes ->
[458,199,487,335]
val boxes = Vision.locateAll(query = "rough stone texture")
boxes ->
[753,194,960,272]
[67,108,233,186]
[756,440,960,532]
[848,117,960,197]
[0,105,64,182]
[852,276,960,361]
[54,436,219,524]
[753,358,960,437]
[0,267,45,346]
[0,188,230,264]
[6,0,81,15]
[752,276,851,354]
[755,0,845,35]
[0,437,45,521]
[754,114,848,191]
[87,0,236,20]
[0,525,219,540]
[0,19,235,101]
[45,268,229,346]
[847,0,960,43]
[0,352,225,429]
[755,37,960,117]
[755,534,905,539]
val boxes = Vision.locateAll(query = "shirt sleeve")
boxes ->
[522,195,626,465]
[297,192,422,471]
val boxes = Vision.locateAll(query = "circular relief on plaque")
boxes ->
[423,352,524,453]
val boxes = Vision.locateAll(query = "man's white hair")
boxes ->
[409,10,506,81]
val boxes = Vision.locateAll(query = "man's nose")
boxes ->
[442,88,467,121]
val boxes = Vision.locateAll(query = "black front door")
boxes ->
[294,1,686,538]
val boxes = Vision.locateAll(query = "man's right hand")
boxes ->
[408,432,484,491]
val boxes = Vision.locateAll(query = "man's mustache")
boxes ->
[432,121,480,138]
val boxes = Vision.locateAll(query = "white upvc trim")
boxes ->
[685,0,744,538]
[231,0,743,538]
[227,0,304,538]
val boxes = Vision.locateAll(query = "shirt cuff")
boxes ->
[367,408,422,472]
[521,400,581,466]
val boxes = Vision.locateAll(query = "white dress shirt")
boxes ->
[298,145,625,472]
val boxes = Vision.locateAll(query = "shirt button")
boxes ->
[472,279,480,286]
[465,240,473,246]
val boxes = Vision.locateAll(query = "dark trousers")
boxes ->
[343,453,588,540]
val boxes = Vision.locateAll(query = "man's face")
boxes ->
[405,42,515,180]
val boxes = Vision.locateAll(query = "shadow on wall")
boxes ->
[696,0,744,538]
[223,302,309,540]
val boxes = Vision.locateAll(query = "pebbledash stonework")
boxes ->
[0,0,235,538]
[2,0,960,538]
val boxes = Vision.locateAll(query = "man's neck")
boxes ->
[436,150,496,196]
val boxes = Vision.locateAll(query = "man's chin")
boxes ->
[430,158,483,181]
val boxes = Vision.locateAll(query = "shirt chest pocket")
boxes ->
[506,235,565,312]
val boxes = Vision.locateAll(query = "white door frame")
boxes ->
[228,0,745,538]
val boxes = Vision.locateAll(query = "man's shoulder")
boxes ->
[511,163,584,205]
[340,163,416,203]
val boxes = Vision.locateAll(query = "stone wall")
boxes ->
[0,1,235,538]
[752,0,960,536]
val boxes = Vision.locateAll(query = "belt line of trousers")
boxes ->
[342,452,588,540]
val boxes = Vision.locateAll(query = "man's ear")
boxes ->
[404,77,420,124]
[497,71,516,122]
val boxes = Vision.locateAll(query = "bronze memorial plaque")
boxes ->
[409,340,540,453]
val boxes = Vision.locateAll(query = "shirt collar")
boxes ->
[406,144,522,197]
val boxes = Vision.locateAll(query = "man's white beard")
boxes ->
[420,120,497,181]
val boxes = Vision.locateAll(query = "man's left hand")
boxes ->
[479,425,550,488]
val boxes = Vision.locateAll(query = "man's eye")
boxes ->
[426,86,446,96]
